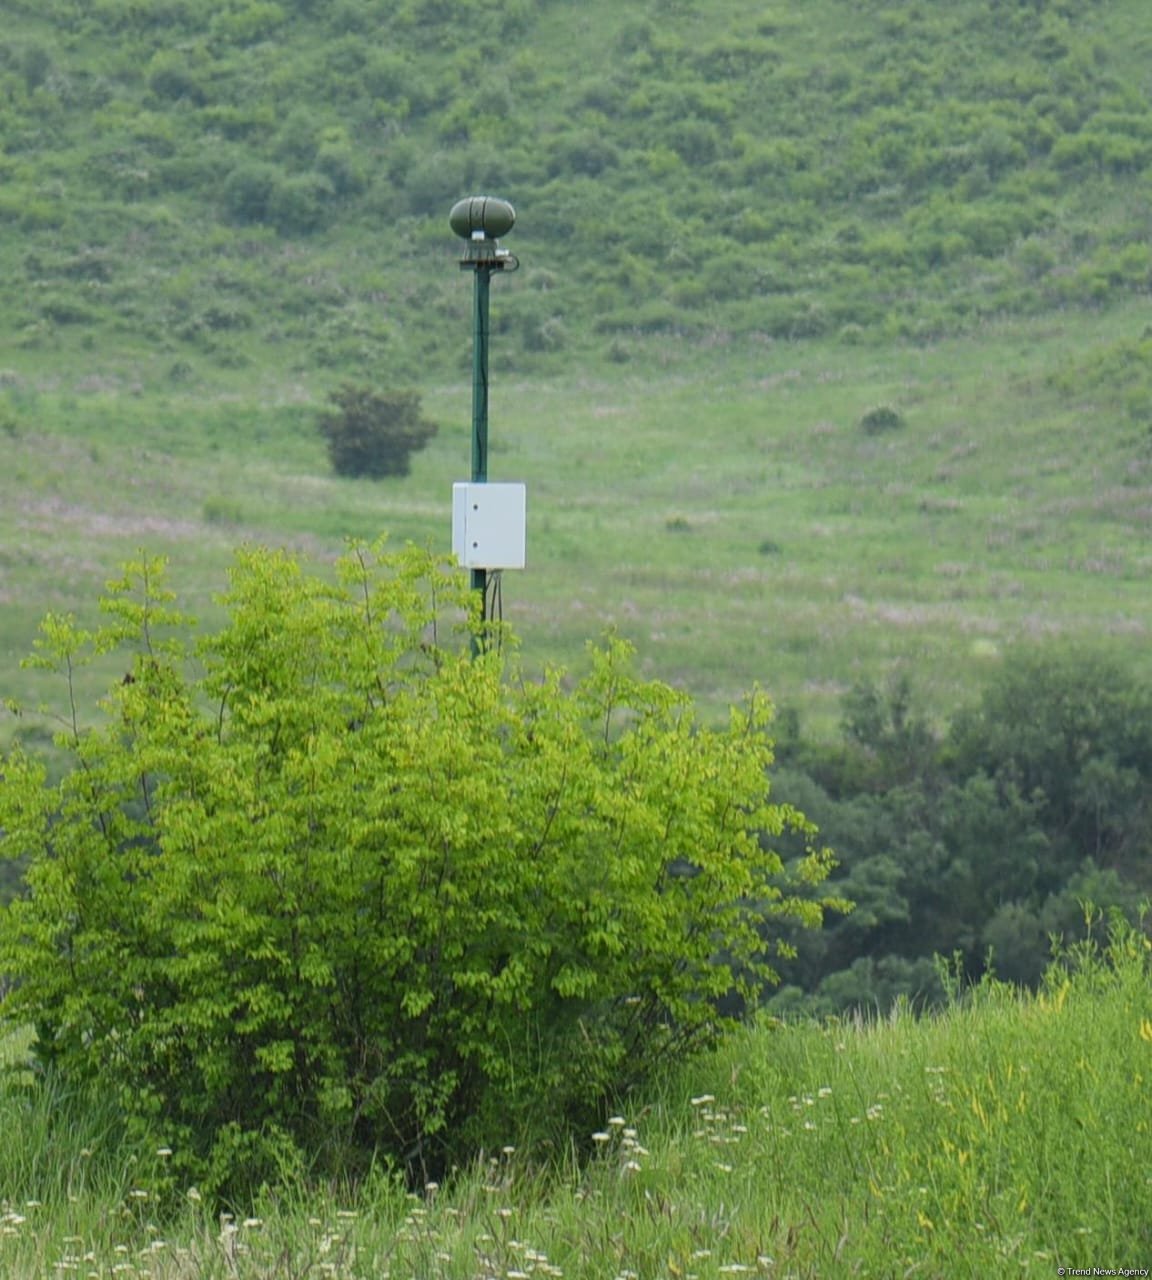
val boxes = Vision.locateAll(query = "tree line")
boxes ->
[767,646,1152,1015]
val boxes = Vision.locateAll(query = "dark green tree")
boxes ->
[771,650,1152,1015]
[949,647,1152,880]
[317,385,438,479]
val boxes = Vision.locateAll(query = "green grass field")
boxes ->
[1,922,1148,1277]
[4,300,1152,741]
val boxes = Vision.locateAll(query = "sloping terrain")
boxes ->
[1,0,1150,382]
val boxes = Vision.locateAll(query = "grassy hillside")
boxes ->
[5,303,1152,742]
[1,0,1151,379]
[1,922,1149,1276]
[2,0,1152,734]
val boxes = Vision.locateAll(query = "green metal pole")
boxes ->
[471,262,491,487]
[470,262,492,647]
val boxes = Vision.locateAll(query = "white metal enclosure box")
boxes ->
[452,482,527,569]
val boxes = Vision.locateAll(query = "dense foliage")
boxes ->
[768,650,1152,1014]
[0,544,834,1196]
[1,0,1150,380]
[317,384,437,477]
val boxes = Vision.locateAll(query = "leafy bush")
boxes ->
[858,404,905,435]
[770,953,945,1019]
[317,384,437,478]
[949,647,1152,879]
[146,52,207,104]
[221,162,282,225]
[201,495,244,525]
[0,546,833,1195]
[268,171,336,234]
[403,147,473,216]
[315,142,368,197]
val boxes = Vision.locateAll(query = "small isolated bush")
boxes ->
[315,143,368,197]
[318,384,437,479]
[858,404,906,435]
[201,496,244,526]
[0,545,835,1198]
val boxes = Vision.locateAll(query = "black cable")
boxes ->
[486,571,504,653]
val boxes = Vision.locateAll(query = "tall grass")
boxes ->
[1,916,1148,1277]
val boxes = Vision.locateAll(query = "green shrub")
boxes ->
[317,384,437,478]
[949,647,1152,879]
[201,495,244,525]
[548,132,620,178]
[268,172,336,235]
[21,45,52,94]
[315,143,368,197]
[221,162,282,225]
[199,103,276,140]
[0,546,834,1194]
[146,52,206,104]
[210,1,286,45]
[858,404,905,435]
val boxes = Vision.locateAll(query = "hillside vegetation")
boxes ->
[1,0,1151,380]
[1,920,1149,1276]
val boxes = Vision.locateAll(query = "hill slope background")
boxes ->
[3,0,1152,374]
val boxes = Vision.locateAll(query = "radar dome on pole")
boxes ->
[449,196,516,240]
